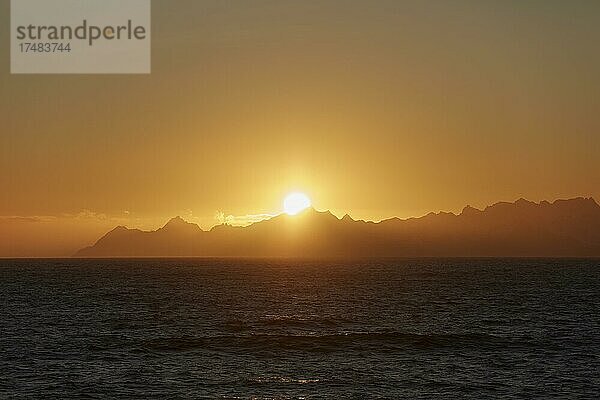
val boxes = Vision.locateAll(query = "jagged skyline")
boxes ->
[76,196,600,258]
[99,196,600,232]
[3,195,600,258]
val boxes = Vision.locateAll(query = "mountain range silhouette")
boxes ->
[75,197,600,257]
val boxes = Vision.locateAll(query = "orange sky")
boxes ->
[1,0,600,256]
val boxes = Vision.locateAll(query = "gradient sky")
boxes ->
[1,0,600,256]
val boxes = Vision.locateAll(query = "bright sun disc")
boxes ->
[283,192,312,215]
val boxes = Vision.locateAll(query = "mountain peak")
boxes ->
[341,214,355,222]
[291,207,334,218]
[552,197,600,211]
[515,198,535,206]
[165,216,186,226]
[160,216,202,232]
[461,205,481,216]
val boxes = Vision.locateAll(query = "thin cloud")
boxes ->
[0,216,57,224]
[215,211,276,227]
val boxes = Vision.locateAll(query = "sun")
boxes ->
[283,192,312,215]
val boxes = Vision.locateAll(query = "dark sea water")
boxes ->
[1,258,599,399]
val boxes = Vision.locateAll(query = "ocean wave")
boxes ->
[246,376,321,385]
[138,331,520,354]
[219,315,354,333]
[260,314,352,328]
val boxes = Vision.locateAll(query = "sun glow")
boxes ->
[283,192,312,215]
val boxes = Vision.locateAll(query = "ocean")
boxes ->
[1,258,599,399]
